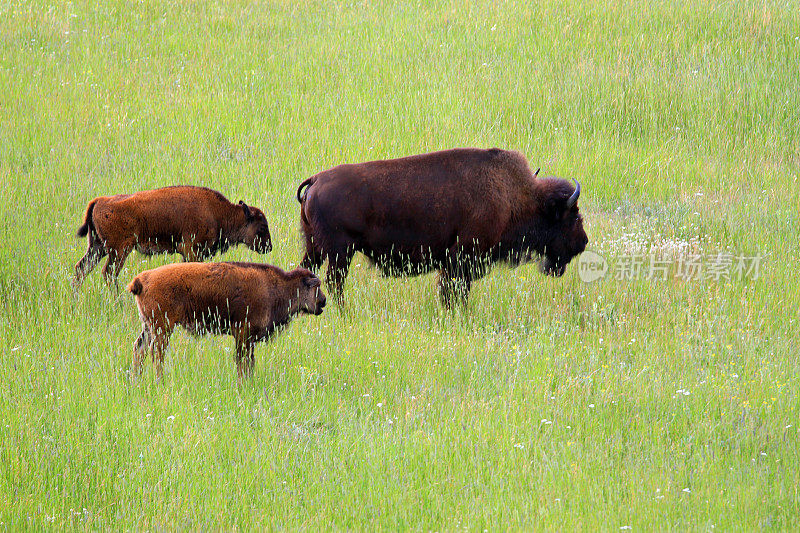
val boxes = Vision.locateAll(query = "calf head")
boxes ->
[535,177,589,277]
[238,201,272,254]
[295,270,326,315]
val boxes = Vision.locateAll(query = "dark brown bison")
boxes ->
[296,148,588,307]
[73,186,272,289]
[127,262,326,381]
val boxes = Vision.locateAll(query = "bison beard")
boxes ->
[296,148,588,308]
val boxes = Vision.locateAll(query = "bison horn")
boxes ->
[566,179,580,208]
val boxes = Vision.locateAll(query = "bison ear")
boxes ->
[302,276,321,288]
[239,200,254,221]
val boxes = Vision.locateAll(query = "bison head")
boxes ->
[535,177,588,276]
[239,201,273,254]
[297,271,326,315]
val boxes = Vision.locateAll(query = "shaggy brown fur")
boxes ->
[127,262,326,381]
[296,148,588,307]
[73,186,272,289]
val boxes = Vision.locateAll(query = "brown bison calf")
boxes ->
[127,262,326,381]
[73,186,272,289]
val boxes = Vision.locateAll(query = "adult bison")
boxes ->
[73,186,272,289]
[296,148,588,307]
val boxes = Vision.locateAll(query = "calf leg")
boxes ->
[234,327,254,383]
[242,342,256,380]
[132,326,153,376]
[192,247,214,263]
[179,240,205,263]
[150,325,173,381]
[101,247,132,289]
[73,239,106,290]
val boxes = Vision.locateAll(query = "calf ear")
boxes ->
[239,200,254,221]
[302,276,321,288]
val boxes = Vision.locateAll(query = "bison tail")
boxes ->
[128,277,143,296]
[76,199,97,238]
[296,177,315,203]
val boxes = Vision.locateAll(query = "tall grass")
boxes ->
[1,0,798,528]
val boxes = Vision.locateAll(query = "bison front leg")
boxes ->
[180,250,198,262]
[438,271,472,309]
[179,239,208,263]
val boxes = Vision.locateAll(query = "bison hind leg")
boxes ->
[132,319,172,380]
[150,325,172,381]
[300,251,322,272]
[73,239,106,290]
[101,246,132,290]
[300,235,324,273]
[325,248,354,306]
[132,326,153,377]
[244,343,255,379]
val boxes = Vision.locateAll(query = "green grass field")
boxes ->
[2,0,799,528]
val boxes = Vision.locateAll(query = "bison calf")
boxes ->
[127,262,326,381]
[74,186,272,289]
